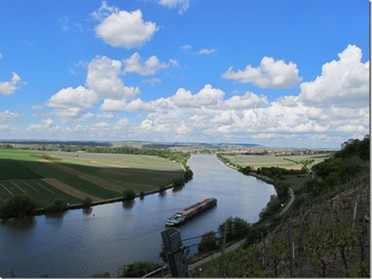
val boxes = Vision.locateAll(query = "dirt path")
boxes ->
[42,178,100,201]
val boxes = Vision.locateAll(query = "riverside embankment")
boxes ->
[0,154,275,278]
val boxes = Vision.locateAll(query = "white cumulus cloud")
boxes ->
[93,2,159,49]
[0,72,23,95]
[86,55,140,100]
[123,52,173,75]
[299,44,369,108]
[158,0,190,14]
[222,57,302,88]
[170,84,224,107]
[47,86,98,121]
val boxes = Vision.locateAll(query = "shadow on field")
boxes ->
[0,158,186,208]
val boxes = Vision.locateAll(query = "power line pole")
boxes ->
[161,228,189,277]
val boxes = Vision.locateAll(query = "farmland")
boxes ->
[0,148,185,209]
[221,153,332,170]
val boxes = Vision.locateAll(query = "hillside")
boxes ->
[190,136,370,277]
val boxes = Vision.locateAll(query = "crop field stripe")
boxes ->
[0,182,14,196]
[20,180,53,200]
[30,179,82,205]
[78,174,123,193]
[9,180,31,197]
[31,179,58,195]
[42,178,101,201]
[58,176,119,199]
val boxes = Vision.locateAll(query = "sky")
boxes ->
[0,0,369,148]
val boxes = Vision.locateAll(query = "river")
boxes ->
[0,154,276,277]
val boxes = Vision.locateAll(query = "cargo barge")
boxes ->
[165,198,217,226]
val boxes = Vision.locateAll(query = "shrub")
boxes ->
[0,195,36,218]
[184,168,193,182]
[198,231,218,253]
[122,190,136,201]
[172,177,186,187]
[45,199,67,213]
[92,272,111,277]
[120,261,161,277]
[219,217,250,242]
[82,196,93,208]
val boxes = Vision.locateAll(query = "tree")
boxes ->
[0,195,36,218]
[184,168,193,182]
[120,261,161,277]
[82,196,93,208]
[219,217,250,242]
[44,199,68,213]
[172,176,186,187]
[198,231,218,253]
[122,189,136,201]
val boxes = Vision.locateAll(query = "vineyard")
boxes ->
[189,137,370,277]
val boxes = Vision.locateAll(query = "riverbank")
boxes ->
[0,153,276,278]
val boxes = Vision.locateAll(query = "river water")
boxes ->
[0,154,276,277]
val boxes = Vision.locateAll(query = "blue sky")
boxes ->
[0,0,369,148]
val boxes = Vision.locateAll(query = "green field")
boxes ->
[223,153,332,170]
[0,149,185,209]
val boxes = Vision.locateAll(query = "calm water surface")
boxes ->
[0,154,276,277]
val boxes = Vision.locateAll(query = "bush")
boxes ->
[172,177,186,187]
[92,272,111,277]
[184,168,193,182]
[198,231,218,253]
[82,196,93,208]
[120,261,161,277]
[122,190,136,201]
[219,217,250,242]
[45,199,67,213]
[0,195,36,218]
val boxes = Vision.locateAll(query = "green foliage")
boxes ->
[159,246,167,263]
[0,195,36,218]
[238,165,253,175]
[184,167,193,182]
[82,196,93,208]
[310,135,370,195]
[122,189,136,201]
[92,272,111,277]
[198,231,218,253]
[219,217,250,242]
[120,261,161,277]
[82,146,191,165]
[172,176,186,187]
[44,199,67,213]
[259,194,281,220]
[256,166,306,179]
[337,136,369,161]
[41,153,52,160]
